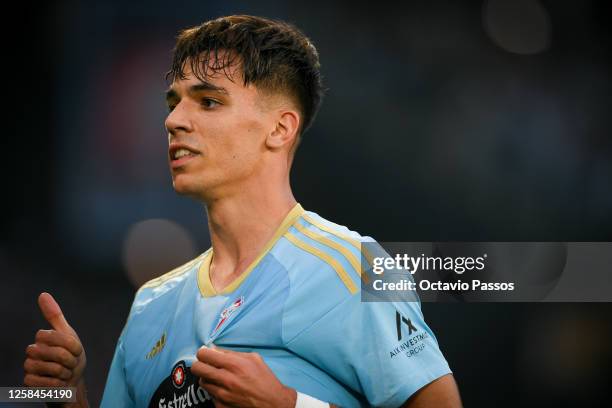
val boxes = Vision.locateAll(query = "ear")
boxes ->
[266,109,300,150]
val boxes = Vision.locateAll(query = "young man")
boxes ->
[24,15,461,407]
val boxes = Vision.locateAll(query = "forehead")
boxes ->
[168,54,247,93]
[166,53,284,110]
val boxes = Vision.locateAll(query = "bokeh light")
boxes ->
[483,0,552,55]
[122,218,197,287]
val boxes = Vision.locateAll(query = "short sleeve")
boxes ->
[285,296,452,408]
[100,328,135,408]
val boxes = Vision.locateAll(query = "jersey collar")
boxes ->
[197,203,305,297]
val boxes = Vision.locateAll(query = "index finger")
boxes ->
[196,346,243,371]
[35,330,82,357]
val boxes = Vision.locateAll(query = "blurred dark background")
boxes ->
[2,0,611,407]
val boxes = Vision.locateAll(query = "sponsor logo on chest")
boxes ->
[149,360,214,408]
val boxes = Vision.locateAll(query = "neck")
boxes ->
[204,178,297,291]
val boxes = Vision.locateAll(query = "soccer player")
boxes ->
[24,15,461,407]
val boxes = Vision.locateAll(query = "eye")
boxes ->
[201,98,220,109]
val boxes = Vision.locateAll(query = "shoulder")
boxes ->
[272,209,375,298]
[276,208,386,342]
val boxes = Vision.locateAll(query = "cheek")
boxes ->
[217,113,266,161]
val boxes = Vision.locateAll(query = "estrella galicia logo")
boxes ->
[171,361,186,389]
[396,311,417,341]
[149,360,214,407]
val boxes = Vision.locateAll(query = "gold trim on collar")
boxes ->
[197,203,305,297]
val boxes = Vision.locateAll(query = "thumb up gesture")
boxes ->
[24,293,87,393]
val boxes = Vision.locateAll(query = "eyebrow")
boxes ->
[165,81,229,102]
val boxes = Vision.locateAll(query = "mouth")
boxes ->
[169,144,201,169]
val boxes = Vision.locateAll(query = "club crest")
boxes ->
[211,296,244,336]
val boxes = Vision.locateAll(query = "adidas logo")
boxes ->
[146,332,167,359]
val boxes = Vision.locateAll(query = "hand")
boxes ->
[24,292,88,407]
[192,346,297,408]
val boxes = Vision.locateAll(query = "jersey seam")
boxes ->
[272,251,292,349]
[284,292,355,346]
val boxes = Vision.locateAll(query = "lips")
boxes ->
[169,143,201,168]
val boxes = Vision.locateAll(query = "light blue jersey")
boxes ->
[101,204,451,408]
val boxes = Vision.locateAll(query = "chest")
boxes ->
[123,275,289,406]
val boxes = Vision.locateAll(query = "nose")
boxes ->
[165,101,193,138]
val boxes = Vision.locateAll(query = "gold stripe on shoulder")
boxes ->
[302,214,376,267]
[140,250,209,289]
[293,221,361,277]
[285,232,357,294]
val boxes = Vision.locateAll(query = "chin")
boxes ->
[171,174,212,200]
[172,183,190,196]
[172,175,198,195]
